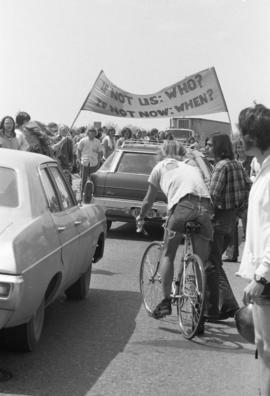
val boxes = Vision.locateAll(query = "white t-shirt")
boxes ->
[148,158,210,211]
[77,137,102,167]
[237,155,270,282]
[15,129,29,151]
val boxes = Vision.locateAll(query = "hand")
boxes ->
[243,279,264,305]
[136,215,144,233]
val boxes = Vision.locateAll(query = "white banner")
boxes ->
[81,67,228,119]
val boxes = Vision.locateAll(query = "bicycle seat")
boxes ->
[185,221,201,234]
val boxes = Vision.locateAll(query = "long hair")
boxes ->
[157,140,186,161]
[0,116,16,137]
[212,134,234,161]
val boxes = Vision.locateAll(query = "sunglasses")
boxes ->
[206,142,213,147]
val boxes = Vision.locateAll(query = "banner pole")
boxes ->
[70,70,104,129]
[70,109,82,130]
[212,67,233,132]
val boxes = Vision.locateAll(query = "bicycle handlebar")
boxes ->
[136,220,149,236]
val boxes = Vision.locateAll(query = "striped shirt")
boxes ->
[210,159,251,210]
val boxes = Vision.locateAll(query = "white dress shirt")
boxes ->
[238,155,270,282]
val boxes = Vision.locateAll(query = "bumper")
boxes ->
[92,196,167,222]
[0,274,24,329]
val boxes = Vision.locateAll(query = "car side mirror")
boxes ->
[83,181,93,204]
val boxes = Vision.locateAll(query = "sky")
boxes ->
[1,0,270,133]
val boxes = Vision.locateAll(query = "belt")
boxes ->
[179,193,211,204]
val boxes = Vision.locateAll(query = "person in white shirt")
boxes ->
[101,127,116,160]
[136,140,213,322]
[237,104,270,396]
[77,126,103,199]
[15,111,30,151]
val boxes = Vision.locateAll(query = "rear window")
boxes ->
[117,152,157,174]
[0,167,18,207]
[99,151,121,172]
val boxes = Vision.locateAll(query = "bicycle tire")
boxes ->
[177,253,205,339]
[139,242,163,316]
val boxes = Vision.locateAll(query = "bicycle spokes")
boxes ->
[177,254,205,339]
[140,242,163,315]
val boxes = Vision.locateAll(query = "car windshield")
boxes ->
[0,167,19,207]
[117,152,157,174]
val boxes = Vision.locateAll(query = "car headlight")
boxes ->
[0,283,11,298]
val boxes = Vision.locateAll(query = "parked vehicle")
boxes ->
[166,117,231,145]
[91,141,167,229]
[90,141,213,230]
[0,149,106,351]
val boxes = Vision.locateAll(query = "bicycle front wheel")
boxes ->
[177,254,205,339]
[139,242,163,316]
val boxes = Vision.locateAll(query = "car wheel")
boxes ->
[65,263,92,300]
[107,220,112,231]
[1,299,45,352]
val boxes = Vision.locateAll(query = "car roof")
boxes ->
[120,140,162,153]
[0,149,56,170]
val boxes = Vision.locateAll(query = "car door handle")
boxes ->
[74,220,82,226]
[57,226,67,232]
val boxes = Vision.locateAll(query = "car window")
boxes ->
[0,167,18,207]
[99,150,120,171]
[40,168,61,212]
[117,152,157,174]
[50,167,75,210]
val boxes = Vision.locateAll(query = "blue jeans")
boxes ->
[204,209,239,317]
[160,195,213,300]
[165,195,213,267]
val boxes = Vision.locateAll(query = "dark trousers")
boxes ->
[205,209,239,317]
[80,163,99,198]
[225,207,248,260]
[225,218,239,260]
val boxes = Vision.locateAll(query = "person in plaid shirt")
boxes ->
[204,133,251,321]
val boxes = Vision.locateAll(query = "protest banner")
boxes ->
[81,67,228,118]
[70,67,229,128]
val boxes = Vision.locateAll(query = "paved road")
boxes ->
[0,222,259,396]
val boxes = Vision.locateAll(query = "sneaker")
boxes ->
[152,298,172,319]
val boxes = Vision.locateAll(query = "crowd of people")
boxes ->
[1,105,270,393]
[0,112,202,197]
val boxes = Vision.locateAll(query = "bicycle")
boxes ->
[139,220,206,339]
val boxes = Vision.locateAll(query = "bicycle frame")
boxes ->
[139,220,205,339]
[170,229,194,302]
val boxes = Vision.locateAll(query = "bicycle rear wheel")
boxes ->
[177,254,205,339]
[139,242,163,316]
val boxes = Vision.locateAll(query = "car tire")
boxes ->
[65,263,92,300]
[1,299,45,352]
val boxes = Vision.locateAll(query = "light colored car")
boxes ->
[0,149,106,351]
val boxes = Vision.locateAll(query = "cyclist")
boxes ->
[136,140,213,319]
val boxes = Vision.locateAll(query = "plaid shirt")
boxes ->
[210,159,251,210]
